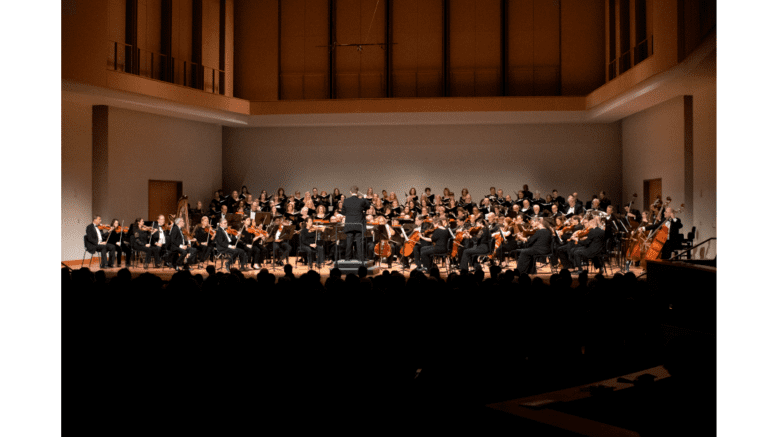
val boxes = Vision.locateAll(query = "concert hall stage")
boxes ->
[65,256,646,283]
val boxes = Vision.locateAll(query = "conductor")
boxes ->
[342,185,371,262]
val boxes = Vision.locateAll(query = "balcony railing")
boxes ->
[107,40,225,95]
[608,35,654,82]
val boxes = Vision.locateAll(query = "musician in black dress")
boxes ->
[85,215,117,268]
[267,217,292,266]
[513,218,554,275]
[458,218,491,272]
[236,216,268,269]
[130,218,160,268]
[214,218,247,270]
[105,218,131,268]
[341,186,371,262]
[193,216,214,264]
[298,217,325,269]
[419,217,451,272]
[170,217,198,270]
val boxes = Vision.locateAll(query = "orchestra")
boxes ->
[84,184,681,276]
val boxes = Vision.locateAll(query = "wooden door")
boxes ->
[643,178,662,212]
[149,180,182,222]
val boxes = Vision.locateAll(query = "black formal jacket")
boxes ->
[85,224,108,252]
[576,227,606,256]
[525,228,553,254]
[299,228,317,246]
[646,218,683,245]
[214,227,235,251]
[341,195,371,233]
[563,204,584,218]
[149,226,170,249]
[170,225,189,248]
[430,228,450,249]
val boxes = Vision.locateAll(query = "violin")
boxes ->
[573,227,592,244]
[97,225,112,231]
[115,226,130,234]
[203,225,216,238]
[226,226,239,236]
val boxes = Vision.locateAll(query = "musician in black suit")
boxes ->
[85,216,117,268]
[131,218,160,268]
[458,218,491,272]
[514,218,554,275]
[341,186,371,262]
[568,217,607,274]
[170,218,198,270]
[419,217,451,272]
[148,215,171,266]
[214,218,247,270]
[641,207,683,259]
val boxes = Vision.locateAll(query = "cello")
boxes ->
[401,219,433,257]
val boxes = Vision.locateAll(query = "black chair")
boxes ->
[212,247,230,271]
[430,239,454,276]
[674,226,696,259]
[81,235,96,268]
[531,251,557,275]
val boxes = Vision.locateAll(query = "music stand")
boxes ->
[256,212,273,226]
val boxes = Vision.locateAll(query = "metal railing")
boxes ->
[108,40,225,95]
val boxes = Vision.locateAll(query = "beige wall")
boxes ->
[222,123,622,207]
[62,100,94,261]
[62,103,223,261]
[102,107,223,221]
[621,71,716,259]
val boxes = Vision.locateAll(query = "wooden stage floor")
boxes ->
[71,256,646,283]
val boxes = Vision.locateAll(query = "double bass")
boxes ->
[627,197,671,263]
[643,203,684,261]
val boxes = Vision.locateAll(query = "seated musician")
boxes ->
[248,200,261,221]
[170,217,198,270]
[131,218,161,269]
[85,215,117,268]
[298,217,325,269]
[105,218,131,268]
[418,216,451,273]
[214,218,247,270]
[457,217,491,273]
[149,215,171,267]
[556,216,585,268]
[513,218,554,275]
[237,216,268,269]
[193,216,214,264]
[567,216,607,274]
[367,216,398,268]
[493,217,515,263]
[641,207,683,259]
[267,216,292,266]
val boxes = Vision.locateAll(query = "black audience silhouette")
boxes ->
[63,265,714,434]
